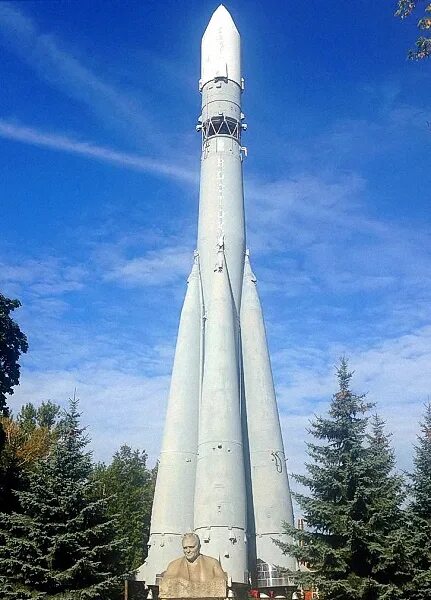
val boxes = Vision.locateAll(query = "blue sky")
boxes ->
[1,0,430,478]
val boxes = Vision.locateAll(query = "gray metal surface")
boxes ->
[137,5,295,590]
[194,255,247,583]
[136,259,202,584]
[193,7,248,582]
[241,255,297,581]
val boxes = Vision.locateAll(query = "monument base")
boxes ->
[159,578,226,600]
[124,580,251,600]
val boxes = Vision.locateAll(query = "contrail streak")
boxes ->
[0,2,163,148]
[0,120,198,185]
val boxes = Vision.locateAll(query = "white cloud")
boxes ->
[247,171,367,252]
[103,245,193,287]
[243,166,431,329]
[0,120,197,184]
[0,2,163,148]
[11,367,170,464]
[0,257,87,297]
[275,325,431,483]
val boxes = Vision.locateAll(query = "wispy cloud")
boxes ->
[103,244,193,287]
[0,120,197,184]
[11,366,171,463]
[0,257,87,298]
[276,325,431,479]
[246,172,367,253]
[245,167,431,310]
[0,2,163,148]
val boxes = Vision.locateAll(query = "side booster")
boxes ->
[137,5,295,593]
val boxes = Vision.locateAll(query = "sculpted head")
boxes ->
[182,532,201,563]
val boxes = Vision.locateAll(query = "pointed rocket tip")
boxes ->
[205,4,238,34]
[244,252,257,283]
[201,4,241,86]
[187,255,200,283]
[213,4,232,19]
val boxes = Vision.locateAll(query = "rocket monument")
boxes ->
[137,5,296,595]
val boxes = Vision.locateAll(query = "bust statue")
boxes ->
[159,533,227,599]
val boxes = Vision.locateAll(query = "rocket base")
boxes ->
[126,582,250,600]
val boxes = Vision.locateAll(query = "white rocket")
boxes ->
[137,5,296,594]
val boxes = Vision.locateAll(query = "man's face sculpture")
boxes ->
[182,535,201,563]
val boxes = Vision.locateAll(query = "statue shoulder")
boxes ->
[165,556,185,573]
[199,554,221,565]
[199,555,227,578]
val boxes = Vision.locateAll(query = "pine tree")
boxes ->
[402,402,431,600]
[0,401,61,514]
[279,359,405,600]
[0,397,126,599]
[92,445,156,572]
[17,401,61,432]
[365,415,408,595]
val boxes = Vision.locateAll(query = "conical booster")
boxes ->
[137,258,203,585]
[241,254,296,587]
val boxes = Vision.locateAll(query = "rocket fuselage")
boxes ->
[194,20,248,583]
[138,5,295,592]
[197,79,245,314]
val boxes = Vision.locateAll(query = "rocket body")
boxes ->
[138,5,295,592]
[241,257,296,586]
[136,259,202,585]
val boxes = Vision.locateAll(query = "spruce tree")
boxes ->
[365,415,408,595]
[279,359,405,600]
[0,398,126,599]
[402,402,431,599]
[0,401,61,513]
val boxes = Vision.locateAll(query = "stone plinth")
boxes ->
[159,576,226,599]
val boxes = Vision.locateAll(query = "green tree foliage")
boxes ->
[395,0,431,59]
[92,445,156,572]
[0,398,126,599]
[401,402,431,599]
[16,400,61,432]
[0,293,28,417]
[364,415,410,594]
[409,402,431,518]
[279,359,406,600]
[0,293,28,511]
[0,401,61,514]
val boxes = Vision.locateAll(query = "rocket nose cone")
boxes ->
[206,5,239,34]
[201,5,241,87]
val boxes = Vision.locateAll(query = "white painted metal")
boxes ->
[197,126,245,314]
[197,80,245,311]
[136,258,203,584]
[241,254,297,579]
[138,5,296,589]
[193,255,247,584]
[201,5,241,88]
[193,6,248,584]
